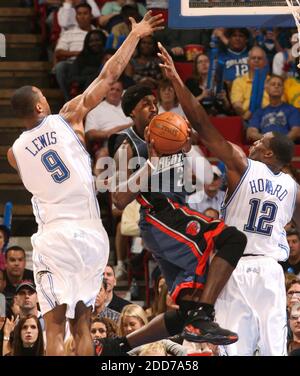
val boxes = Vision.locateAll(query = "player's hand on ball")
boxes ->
[144,126,161,159]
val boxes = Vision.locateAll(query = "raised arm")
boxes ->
[60,11,164,127]
[157,42,247,178]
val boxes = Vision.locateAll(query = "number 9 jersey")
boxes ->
[12,115,100,226]
[220,158,297,262]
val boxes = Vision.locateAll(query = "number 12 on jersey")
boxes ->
[243,198,278,236]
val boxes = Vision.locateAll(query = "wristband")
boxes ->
[3,336,10,341]
[147,159,156,170]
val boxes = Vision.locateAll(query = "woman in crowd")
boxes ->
[12,315,44,356]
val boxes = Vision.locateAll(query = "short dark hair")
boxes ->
[75,3,92,12]
[11,86,39,118]
[287,228,300,239]
[5,246,26,259]
[269,132,294,165]
[226,28,250,39]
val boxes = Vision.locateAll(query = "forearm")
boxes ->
[100,30,142,83]
[171,73,213,137]
[287,127,300,141]
[246,128,262,143]
[113,161,154,210]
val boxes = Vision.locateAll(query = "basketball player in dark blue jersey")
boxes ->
[99,84,247,354]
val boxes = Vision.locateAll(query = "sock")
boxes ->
[198,303,215,317]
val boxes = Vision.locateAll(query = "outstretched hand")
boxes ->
[129,11,164,39]
[157,42,179,81]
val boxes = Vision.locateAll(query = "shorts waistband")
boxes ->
[40,219,103,231]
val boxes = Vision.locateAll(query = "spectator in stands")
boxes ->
[282,229,300,278]
[287,302,300,354]
[69,29,107,93]
[15,281,44,327]
[185,52,210,102]
[185,52,233,116]
[99,0,146,28]
[157,78,185,116]
[0,225,10,271]
[3,246,34,307]
[218,28,250,87]
[127,35,162,89]
[231,46,269,120]
[286,278,300,314]
[90,317,117,340]
[11,315,44,356]
[85,78,132,154]
[203,207,219,220]
[58,0,101,31]
[104,265,131,313]
[253,28,283,70]
[93,278,120,323]
[187,165,225,214]
[273,32,299,78]
[117,303,148,336]
[246,75,300,143]
[284,66,300,110]
[108,4,142,49]
[54,3,95,100]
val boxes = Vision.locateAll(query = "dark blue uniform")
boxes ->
[110,127,225,302]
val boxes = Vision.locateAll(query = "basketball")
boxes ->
[148,112,189,155]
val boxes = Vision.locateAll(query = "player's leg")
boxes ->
[181,225,247,344]
[69,301,94,356]
[43,304,67,355]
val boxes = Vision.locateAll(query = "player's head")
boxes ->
[249,132,294,168]
[122,84,158,135]
[11,86,51,120]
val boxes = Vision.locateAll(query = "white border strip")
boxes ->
[181,4,292,17]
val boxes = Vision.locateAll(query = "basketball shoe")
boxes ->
[97,337,131,356]
[182,306,238,345]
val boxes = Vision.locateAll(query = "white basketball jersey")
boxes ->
[12,115,100,225]
[221,159,297,261]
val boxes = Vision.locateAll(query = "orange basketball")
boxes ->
[148,112,188,155]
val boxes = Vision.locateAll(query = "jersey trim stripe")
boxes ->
[58,115,90,157]
[145,213,203,258]
[171,281,204,303]
[221,158,251,219]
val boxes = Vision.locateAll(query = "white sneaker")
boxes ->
[115,264,127,280]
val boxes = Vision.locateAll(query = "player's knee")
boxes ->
[164,310,185,336]
[215,226,247,268]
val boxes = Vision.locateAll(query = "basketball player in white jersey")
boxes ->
[158,42,300,356]
[6,12,164,356]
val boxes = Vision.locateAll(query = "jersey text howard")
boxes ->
[249,178,288,201]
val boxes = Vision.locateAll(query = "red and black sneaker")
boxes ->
[182,307,238,345]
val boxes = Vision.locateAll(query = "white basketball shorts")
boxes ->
[31,220,109,319]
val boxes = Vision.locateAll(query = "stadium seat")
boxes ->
[174,62,193,83]
[210,116,245,145]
